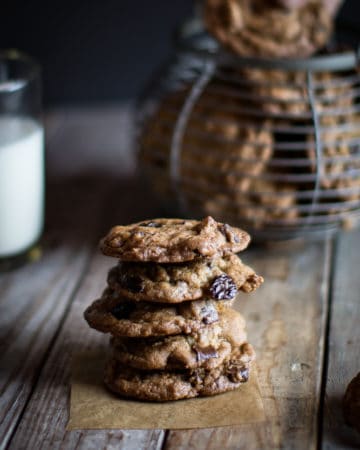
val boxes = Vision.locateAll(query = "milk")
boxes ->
[0,116,44,257]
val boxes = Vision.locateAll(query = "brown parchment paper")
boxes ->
[68,350,265,430]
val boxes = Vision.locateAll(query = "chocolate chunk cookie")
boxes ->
[140,92,274,200]
[181,106,274,193]
[240,67,354,116]
[100,217,250,263]
[104,342,255,401]
[84,288,233,338]
[204,0,332,58]
[111,309,247,370]
[308,115,360,201]
[343,372,360,434]
[202,180,299,228]
[107,254,263,303]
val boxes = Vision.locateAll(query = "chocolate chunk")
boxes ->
[110,302,136,319]
[120,274,144,293]
[189,370,204,387]
[200,305,219,325]
[220,223,240,243]
[210,275,238,300]
[240,368,249,382]
[220,224,230,241]
[228,366,249,383]
[194,345,219,362]
[139,221,162,228]
[110,237,124,248]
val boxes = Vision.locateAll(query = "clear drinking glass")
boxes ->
[0,50,44,270]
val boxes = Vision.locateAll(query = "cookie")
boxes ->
[239,68,309,116]
[201,180,299,228]
[204,0,332,58]
[107,254,263,303]
[84,288,233,338]
[111,308,247,370]
[139,85,277,226]
[303,71,360,203]
[241,67,354,117]
[181,110,274,193]
[275,0,343,16]
[104,342,255,401]
[100,216,250,263]
[308,115,360,201]
[180,109,300,227]
[343,372,360,434]
[239,68,360,207]
[140,89,274,199]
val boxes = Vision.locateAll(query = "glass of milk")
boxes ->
[0,50,44,269]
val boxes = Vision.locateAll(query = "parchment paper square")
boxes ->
[68,350,265,430]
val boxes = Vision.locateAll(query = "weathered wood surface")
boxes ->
[165,240,332,450]
[322,230,360,450]
[0,107,119,450]
[1,107,359,450]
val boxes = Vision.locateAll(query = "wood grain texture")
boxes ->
[164,240,332,450]
[321,230,360,450]
[7,252,165,450]
[0,173,112,450]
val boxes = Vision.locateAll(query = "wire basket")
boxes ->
[138,26,360,241]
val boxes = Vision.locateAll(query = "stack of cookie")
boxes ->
[84,216,263,401]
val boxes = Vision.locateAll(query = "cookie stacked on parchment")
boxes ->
[84,216,263,401]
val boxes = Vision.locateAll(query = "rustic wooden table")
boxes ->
[1,106,359,450]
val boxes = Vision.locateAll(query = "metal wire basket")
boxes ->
[138,23,360,241]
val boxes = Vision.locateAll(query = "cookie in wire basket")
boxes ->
[203,0,333,58]
[140,89,275,212]
[229,66,360,208]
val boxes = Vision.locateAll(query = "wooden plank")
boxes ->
[7,251,165,450]
[164,240,332,450]
[321,230,360,450]
[0,180,107,449]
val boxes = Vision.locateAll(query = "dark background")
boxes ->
[0,0,359,106]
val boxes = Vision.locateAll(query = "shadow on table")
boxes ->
[324,394,360,449]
